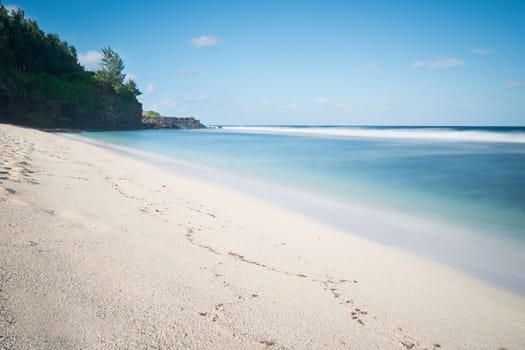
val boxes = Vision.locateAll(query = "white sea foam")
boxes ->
[222,126,525,143]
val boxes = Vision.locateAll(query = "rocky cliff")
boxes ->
[0,71,143,130]
[0,92,143,131]
[0,6,144,131]
[142,116,206,129]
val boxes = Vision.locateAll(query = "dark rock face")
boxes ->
[0,93,143,131]
[0,83,205,131]
[142,116,206,129]
[71,95,143,130]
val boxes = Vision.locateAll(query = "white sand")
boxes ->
[1,123,524,349]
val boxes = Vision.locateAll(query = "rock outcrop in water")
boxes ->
[142,115,206,129]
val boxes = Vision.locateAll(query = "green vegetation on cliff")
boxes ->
[0,2,143,129]
[143,110,161,118]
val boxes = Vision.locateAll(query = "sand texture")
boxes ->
[1,123,524,349]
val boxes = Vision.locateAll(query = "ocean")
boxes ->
[77,126,525,294]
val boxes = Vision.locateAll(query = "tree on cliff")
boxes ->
[0,2,81,75]
[125,78,141,96]
[94,47,125,90]
[94,46,141,96]
[0,1,143,128]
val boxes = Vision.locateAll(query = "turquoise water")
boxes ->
[81,126,525,244]
[77,126,525,293]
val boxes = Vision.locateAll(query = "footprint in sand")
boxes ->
[0,186,28,206]
[0,186,14,197]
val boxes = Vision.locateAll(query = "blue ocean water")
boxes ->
[81,126,525,239]
[78,126,525,293]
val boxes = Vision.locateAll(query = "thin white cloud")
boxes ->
[471,48,495,55]
[191,35,221,48]
[315,98,352,112]
[180,84,200,90]
[78,50,103,71]
[412,57,465,69]
[161,99,178,108]
[184,94,208,101]
[260,100,300,111]
[504,81,525,89]
[179,69,198,77]
[367,63,376,70]
[261,100,280,107]
[146,83,155,94]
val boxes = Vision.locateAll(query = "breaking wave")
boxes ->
[222,126,525,143]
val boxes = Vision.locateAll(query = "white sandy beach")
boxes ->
[1,123,524,349]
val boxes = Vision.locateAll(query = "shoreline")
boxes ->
[1,123,525,349]
[67,131,525,296]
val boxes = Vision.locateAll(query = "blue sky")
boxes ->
[5,0,525,125]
